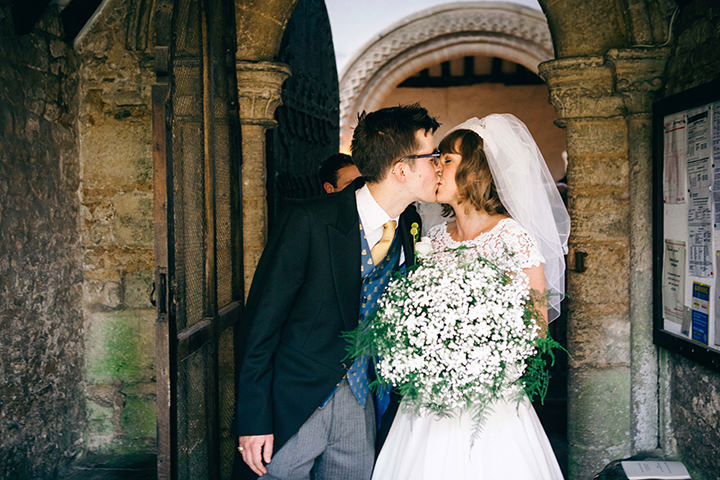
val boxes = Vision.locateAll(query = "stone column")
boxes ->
[540,48,669,478]
[540,56,632,479]
[608,47,670,455]
[235,61,290,298]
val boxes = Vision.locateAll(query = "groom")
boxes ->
[233,104,441,479]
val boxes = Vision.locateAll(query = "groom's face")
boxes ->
[404,129,441,202]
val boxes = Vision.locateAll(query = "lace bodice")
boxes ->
[427,218,544,269]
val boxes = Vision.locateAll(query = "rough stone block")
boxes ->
[123,270,153,309]
[16,35,49,71]
[568,367,632,449]
[83,278,122,309]
[86,398,114,422]
[121,382,156,396]
[49,39,66,59]
[87,383,123,408]
[565,119,628,156]
[85,310,155,383]
[567,240,630,306]
[121,396,156,439]
[80,120,152,190]
[83,246,153,281]
[569,193,629,239]
[82,199,115,247]
[669,353,720,478]
[568,155,628,189]
[567,313,630,367]
[111,191,153,247]
[85,420,116,448]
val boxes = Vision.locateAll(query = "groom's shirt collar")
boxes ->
[356,185,398,235]
[355,184,403,263]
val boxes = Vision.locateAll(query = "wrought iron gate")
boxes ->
[153,0,243,478]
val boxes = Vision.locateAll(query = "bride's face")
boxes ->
[436,144,462,204]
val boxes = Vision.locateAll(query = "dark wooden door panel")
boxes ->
[153,0,243,478]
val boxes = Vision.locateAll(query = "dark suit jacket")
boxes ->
[233,179,420,477]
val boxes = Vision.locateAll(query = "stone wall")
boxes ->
[662,1,720,478]
[0,6,84,478]
[75,0,157,459]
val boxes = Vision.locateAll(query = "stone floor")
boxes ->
[57,454,156,480]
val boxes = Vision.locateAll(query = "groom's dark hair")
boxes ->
[351,104,439,183]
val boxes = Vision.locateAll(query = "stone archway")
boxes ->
[338,2,552,148]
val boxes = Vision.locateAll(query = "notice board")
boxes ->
[653,78,720,370]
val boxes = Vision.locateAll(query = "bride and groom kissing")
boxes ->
[233,104,569,480]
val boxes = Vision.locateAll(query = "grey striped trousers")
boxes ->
[261,378,376,480]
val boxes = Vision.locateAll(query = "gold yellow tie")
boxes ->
[371,220,397,266]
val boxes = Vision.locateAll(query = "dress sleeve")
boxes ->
[502,220,544,269]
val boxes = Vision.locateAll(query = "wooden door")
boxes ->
[153,0,243,478]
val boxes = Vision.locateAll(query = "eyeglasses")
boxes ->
[401,149,440,165]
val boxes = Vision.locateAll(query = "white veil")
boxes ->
[448,114,570,321]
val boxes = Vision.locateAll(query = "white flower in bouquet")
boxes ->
[346,246,561,419]
[414,236,434,259]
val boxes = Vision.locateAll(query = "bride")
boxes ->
[371,114,570,479]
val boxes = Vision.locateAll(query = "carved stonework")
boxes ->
[339,2,553,147]
[538,56,623,122]
[235,60,290,295]
[236,61,291,127]
[539,48,670,121]
[607,47,671,113]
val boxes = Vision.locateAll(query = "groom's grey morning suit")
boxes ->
[233,178,420,479]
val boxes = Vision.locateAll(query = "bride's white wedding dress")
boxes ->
[372,219,564,480]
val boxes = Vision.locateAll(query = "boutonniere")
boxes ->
[410,222,420,246]
[410,222,433,262]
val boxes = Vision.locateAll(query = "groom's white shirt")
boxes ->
[355,184,404,265]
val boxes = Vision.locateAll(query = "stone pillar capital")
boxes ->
[235,60,291,127]
[606,47,670,114]
[539,47,670,121]
[539,56,624,122]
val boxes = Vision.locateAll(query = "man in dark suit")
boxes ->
[234,104,440,479]
[318,153,361,194]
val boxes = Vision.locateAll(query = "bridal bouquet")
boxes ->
[345,241,563,418]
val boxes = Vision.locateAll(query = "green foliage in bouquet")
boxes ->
[343,246,567,415]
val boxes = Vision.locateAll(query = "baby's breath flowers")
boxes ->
[345,245,563,420]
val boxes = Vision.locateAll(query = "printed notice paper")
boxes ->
[664,114,687,204]
[712,104,720,228]
[621,460,690,480]
[691,282,710,345]
[687,156,712,277]
[663,240,686,325]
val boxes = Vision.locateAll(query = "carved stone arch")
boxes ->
[233,0,299,60]
[538,0,676,57]
[339,1,553,147]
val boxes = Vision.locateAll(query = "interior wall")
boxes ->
[0,6,84,478]
[379,83,567,180]
[75,0,157,459]
[662,1,720,478]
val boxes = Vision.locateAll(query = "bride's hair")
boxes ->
[438,129,506,216]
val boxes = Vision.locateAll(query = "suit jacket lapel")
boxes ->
[328,185,362,332]
[398,210,416,268]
